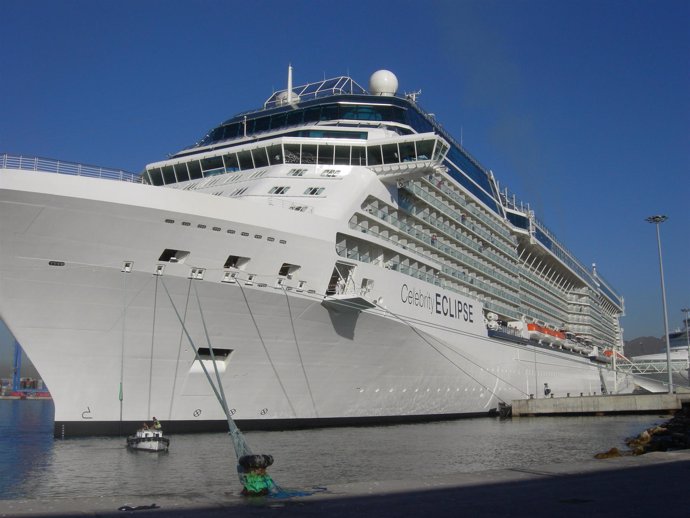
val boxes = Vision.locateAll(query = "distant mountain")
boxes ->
[624,336,665,358]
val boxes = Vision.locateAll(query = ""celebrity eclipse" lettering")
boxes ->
[400,283,474,323]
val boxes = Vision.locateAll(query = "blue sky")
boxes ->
[0,0,688,371]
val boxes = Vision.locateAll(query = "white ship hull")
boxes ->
[0,168,635,436]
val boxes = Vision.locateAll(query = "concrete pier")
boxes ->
[1,451,689,517]
[512,393,682,416]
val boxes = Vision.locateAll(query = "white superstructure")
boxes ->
[0,70,639,437]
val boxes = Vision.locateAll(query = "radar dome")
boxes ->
[369,70,398,96]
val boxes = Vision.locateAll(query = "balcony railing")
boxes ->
[1,153,142,183]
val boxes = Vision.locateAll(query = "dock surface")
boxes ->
[512,392,683,416]
[2,450,689,517]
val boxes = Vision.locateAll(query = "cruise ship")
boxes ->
[631,316,690,387]
[0,69,643,437]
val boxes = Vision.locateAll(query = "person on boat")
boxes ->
[152,417,162,430]
[543,383,551,397]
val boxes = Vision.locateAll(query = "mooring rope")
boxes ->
[147,273,159,419]
[281,286,319,418]
[159,278,253,458]
[373,301,531,401]
[166,277,193,422]
[235,280,298,418]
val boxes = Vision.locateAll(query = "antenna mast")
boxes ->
[287,64,293,104]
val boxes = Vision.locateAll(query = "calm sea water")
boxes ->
[0,399,665,499]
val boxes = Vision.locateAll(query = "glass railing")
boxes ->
[368,207,520,291]
[1,153,141,183]
[349,220,521,306]
[408,183,517,257]
[428,174,515,241]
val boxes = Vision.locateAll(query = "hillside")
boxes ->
[623,336,665,358]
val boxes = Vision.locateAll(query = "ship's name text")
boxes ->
[400,284,474,322]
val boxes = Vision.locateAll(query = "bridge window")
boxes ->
[237,150,254,170]
[318,145,334,165]
[382,144,399,164]
[174,163,190,182]
[367,146,382,166]
[252,148,269,168]
[267,144,283,165]
[223,153,240,172]
[162,166,176,184]
[334,146,350,165]
[188,160,203,179]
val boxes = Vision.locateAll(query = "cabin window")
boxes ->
[269,186,290,195]
[304,187,325,195]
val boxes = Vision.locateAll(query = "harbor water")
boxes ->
[0,399,666,500]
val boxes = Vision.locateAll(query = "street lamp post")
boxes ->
[646,215,673,393]
[682,307,690,382]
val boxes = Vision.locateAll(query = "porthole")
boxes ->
[254,234,262,239]
[198,224,207,229]
[241,232,249,237]
[165,219,174,224]
[227,229,236,234]
[213,227,221,232]
[267,237,275,242]
[279,239,287,244]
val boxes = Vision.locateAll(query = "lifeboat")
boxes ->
[527,323,566,345]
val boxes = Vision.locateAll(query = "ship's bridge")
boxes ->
[143,132,449,187]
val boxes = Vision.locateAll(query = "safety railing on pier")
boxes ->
[1,153,142,183]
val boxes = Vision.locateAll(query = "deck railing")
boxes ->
[1,153,142,183]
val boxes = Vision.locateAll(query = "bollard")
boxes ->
[238,454,276,496]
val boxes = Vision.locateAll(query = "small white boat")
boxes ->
[126,428,170,452]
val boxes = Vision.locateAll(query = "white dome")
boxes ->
[369,70,398,96]
[275,90,300,105]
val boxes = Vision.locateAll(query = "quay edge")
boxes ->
[511,393,686,417]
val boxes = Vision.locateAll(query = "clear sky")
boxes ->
[0,0,688,366]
